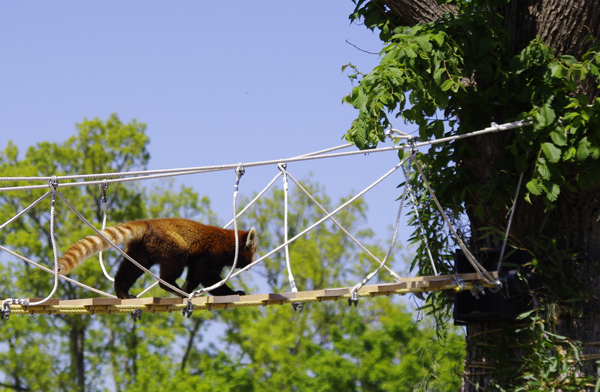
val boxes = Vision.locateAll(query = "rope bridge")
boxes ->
[0,120,529,319]
[5,272,496,316]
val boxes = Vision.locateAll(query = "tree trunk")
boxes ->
[378,0,600,389]
[69,321,86,392]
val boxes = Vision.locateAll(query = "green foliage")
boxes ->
[344,0,600,289]
[346,2,600,388]
[0,122,464,390]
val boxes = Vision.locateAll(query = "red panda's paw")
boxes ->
[235,290,246,296]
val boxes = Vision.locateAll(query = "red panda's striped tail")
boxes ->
[57,221,146,274]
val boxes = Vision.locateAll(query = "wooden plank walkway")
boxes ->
[3,272,496,316]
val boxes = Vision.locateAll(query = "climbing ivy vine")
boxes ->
[344,0,600,389]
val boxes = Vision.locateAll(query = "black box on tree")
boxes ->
[453,248,537,325]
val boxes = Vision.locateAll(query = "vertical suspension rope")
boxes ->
[279,164,302,311]
[188,164,245,298]
[29,177,61,306]
[349,164,409,306]
[97,180,114,282]
[184,164,246,317]
[279,163,298,293]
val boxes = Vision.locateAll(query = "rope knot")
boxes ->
[48,176,58,192]
[235,163,245,178]
[99,180,109,203]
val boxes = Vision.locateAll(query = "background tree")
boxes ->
[0,119,464,391]
[344,0,600,390]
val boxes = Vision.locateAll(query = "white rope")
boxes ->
[349,161,409,302]
[278,164,298,294]
[285,171,403,281]
[28,182,61,306]
[137,171,282,298]
[0,120,531,192]
[291,143,353,158]
[189,165,245,298]
[97,181,114,282]
[0,244,115,298]
[0,192,51,231]
[402,161,438,275]
[410,153,498,285]
[225,160,407,282]
[497,170,525,273]
[54,190,189,297]
[223,172,282,229]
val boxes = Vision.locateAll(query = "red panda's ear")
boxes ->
[246,227,258,250]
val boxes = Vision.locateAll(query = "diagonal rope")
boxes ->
[0,192,51,231]
[225,160,408,282]
[349,162,409,304]
[410,152,498,285]
[497,170,525,273]
[284,171,403,281]
[189,165,245,298]
[0,244,116,298]
[402,160,438,275]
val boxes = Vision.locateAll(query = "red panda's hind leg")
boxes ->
[114,242,152,299]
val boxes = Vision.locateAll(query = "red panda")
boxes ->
[57,218,258,299]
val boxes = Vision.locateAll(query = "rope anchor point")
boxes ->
[130,309,142,323]
[182,300,194,318]
[348,291,359,308]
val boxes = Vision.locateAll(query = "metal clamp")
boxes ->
[470,282,486,299]
[348,291,359,308]
[130,309,142,323]
[452,274,466,292]
[182,300,194,318]
[48,176,58,191]
[1,302,11,321]
[99,180,109,205]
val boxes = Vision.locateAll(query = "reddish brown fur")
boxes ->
[58,218,258,298]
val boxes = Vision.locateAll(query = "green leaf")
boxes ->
[433,68,445,84]
[526,179,543,196]
[548,62,562,77]
[545,182,560,201]
[541,142,561,163]
[537,160,551,179]
[440,79,454,91]
[550,130,567,146]
[413,36,432,52]
[577,137,590,161]
[539,104,556,126]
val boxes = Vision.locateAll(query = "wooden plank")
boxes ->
[120,297,183,306]
[190,296,208,305]
[240,293,292,302]
[208,295,240,304]
[62,298,121,306]
[397,272,495,283]
[23,298,60,306]
[359,282,405,294]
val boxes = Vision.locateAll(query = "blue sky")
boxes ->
[1,2,416,272]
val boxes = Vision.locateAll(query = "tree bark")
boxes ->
[377,0,600,390]
[69,321,86,392]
